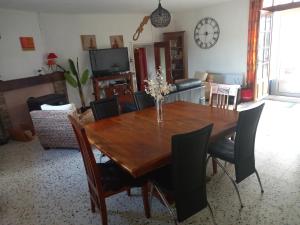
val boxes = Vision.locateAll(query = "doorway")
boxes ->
[269,7,300,97]
[133,44,156,91]
[257,1,300,99]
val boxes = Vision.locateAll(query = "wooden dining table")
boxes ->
[85,101,238,178]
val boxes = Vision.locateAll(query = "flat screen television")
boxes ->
[89,47,130,76]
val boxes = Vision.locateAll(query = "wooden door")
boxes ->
[134,48,148,91]
[154,42,172,83]
[255,10,273,100]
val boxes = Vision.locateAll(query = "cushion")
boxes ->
[169,84,178,93]
[41,103,76,111]
[99,160,145,191]
[175,79,202,91]
[194,71,208,81]
[150,165,174,194]
[207,73,245,85]
[208,138,235,163]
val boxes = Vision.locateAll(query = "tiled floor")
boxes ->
[0,100,299,225]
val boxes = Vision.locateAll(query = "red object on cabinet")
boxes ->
[241,88,254,102]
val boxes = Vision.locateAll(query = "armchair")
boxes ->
[30,110,78,149]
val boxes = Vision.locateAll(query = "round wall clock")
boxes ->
[194,17,220,49]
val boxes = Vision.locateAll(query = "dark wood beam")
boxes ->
[0,72,65,92]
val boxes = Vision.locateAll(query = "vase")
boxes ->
[156,99,163,123]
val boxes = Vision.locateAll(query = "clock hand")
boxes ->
[199,31,215,35]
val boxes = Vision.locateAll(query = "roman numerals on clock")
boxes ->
[194,17,220,49]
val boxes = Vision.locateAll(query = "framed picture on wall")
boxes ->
[110,35,124,48]
[81,35,97,50]
[19,37,35,51]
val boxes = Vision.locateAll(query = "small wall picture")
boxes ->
[81,35,97,50]
[110,35,124,48]
[19,37,35,51]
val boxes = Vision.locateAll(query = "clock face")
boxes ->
[194,17,220,49]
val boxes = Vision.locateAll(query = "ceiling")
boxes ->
[0,0,230,13]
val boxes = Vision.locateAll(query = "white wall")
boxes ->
[0,8,174,106]
[145,45,156,79]
[173,0,249,78]
[0,0,250,105]
[0,9,44,80]
[38,12,174,105]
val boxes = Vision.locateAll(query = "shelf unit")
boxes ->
[92,72,134,105]
[163,31,186,81]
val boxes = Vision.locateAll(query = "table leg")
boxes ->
[212,157,218,175]
[142,183,151,218]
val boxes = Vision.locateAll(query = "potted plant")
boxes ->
[64,58,90,110]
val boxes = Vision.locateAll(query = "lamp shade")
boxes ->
[47,53,58,60]
[150,0,171,28]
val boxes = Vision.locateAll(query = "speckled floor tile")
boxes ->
[0,100,300,225]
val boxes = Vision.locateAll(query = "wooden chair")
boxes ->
[68,115,150,225]
[209,84,239,111]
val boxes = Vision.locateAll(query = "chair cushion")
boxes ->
[98,161,145,191]
[208,138,235,163]
[150,165,174,195]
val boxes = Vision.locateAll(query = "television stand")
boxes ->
[92,72,134,105]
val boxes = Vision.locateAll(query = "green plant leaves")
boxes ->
[64,71,78,88]
[68,59,78,77]
[80,69,90,85]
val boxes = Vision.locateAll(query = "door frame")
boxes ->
[154,42,172,83]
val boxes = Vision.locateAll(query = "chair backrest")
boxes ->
[171,124,213,222]
[209,84,239,110]
[209,86,230,109]
[68,115,104,201]
[234,103,265,183]
[133,91,155,110]
[90,97,120,121]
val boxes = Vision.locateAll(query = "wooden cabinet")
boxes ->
[163,31,186,82]
[92,72,134,105]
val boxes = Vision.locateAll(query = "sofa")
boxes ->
[194,72,245,100]
[164,79,206,104]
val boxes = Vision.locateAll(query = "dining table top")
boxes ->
[85,101,238,178]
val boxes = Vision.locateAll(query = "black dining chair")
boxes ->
[207,103,265,208]
[133,91,155,110]
[149,124,216,225]
[90,96,120,163]
[90,96,120,121]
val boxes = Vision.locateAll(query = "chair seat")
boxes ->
[150,165,174,196]
[208,138,235,163]
[98,161,145,191]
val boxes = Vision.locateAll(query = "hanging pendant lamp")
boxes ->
[150,0,171,28]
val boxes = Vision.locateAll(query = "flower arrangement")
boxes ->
[144,67,172,101]
[144,67,172,123]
